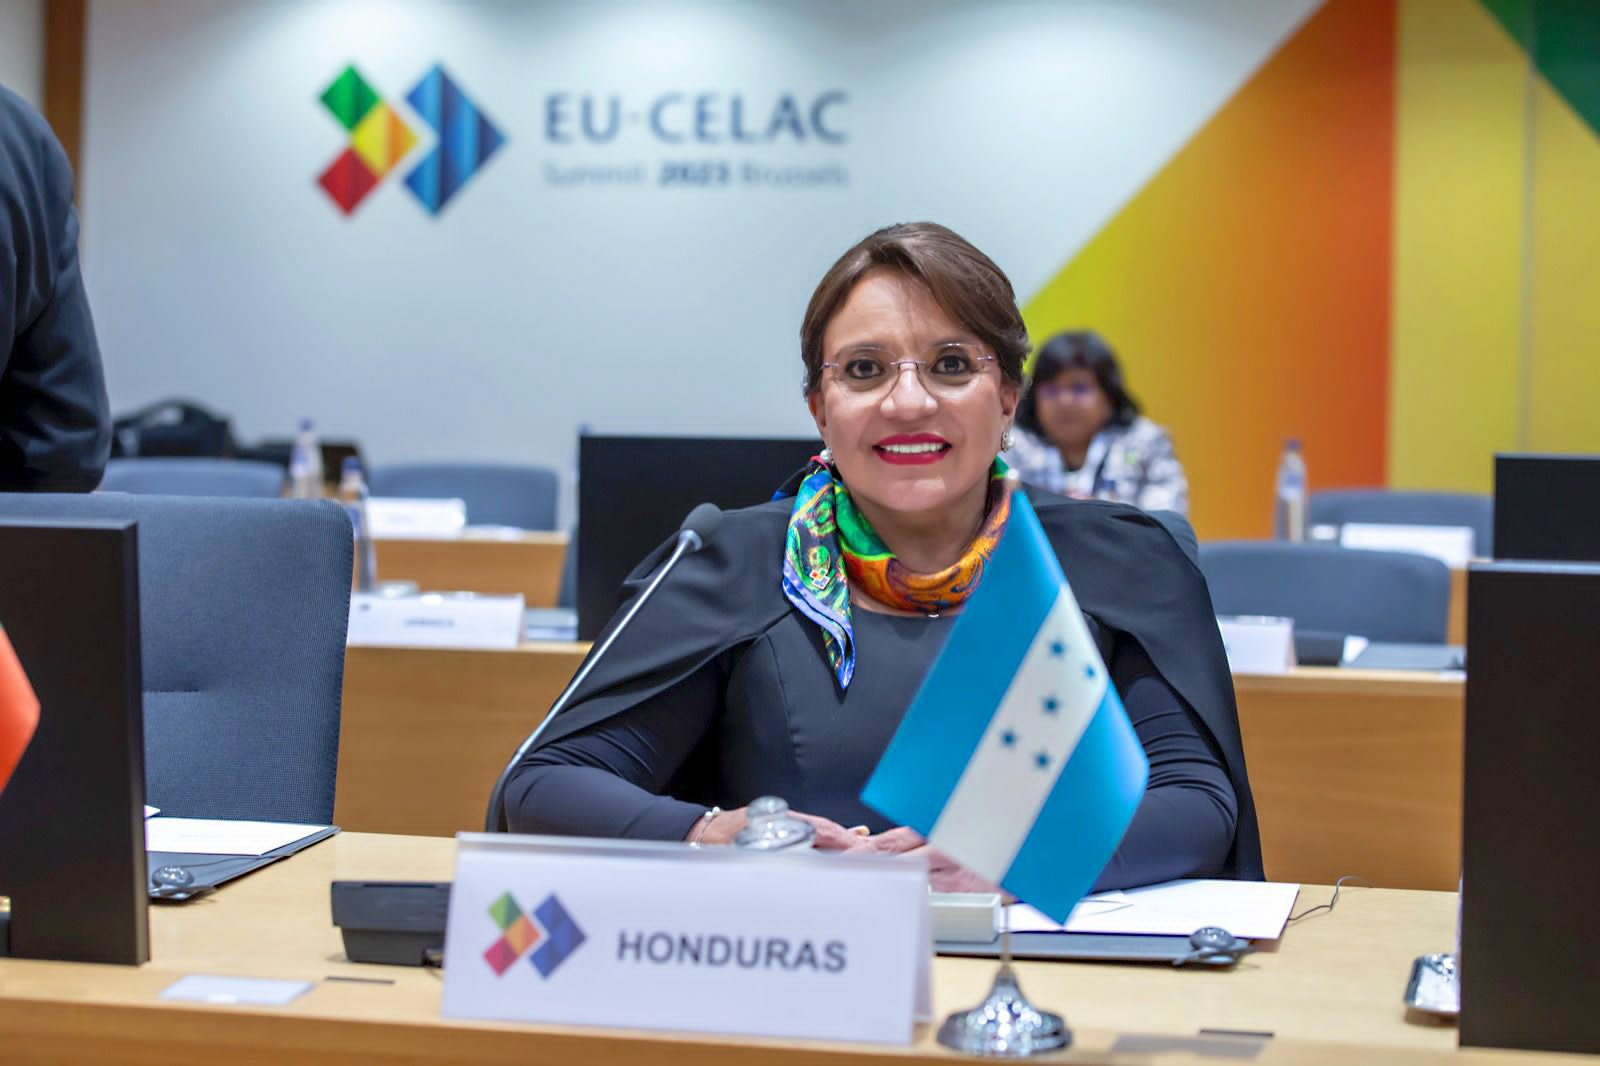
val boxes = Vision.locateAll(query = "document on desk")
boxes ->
[1008,879,1301,941]
[144,817,332,856]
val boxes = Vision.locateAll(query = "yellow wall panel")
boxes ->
[1388,0,1527,492]
[1526,77,1600,453]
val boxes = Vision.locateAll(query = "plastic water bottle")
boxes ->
[288,419,323,499]
[1274,439,1307,542]
[339,457,379,592]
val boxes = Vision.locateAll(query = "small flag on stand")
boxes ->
[0,622,41,796]
[861,492,1148,922]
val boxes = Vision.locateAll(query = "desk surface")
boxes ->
[0,832,1578,1065]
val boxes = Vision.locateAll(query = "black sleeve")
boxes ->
[504,653,728,840]
[0,99,111,492]
[1093,634,1238,891]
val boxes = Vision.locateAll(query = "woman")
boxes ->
[506,223,1260,891]
[1005,331,1188,514]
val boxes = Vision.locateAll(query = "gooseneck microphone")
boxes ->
[484,502,725,831]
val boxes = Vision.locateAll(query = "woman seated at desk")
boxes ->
[505,223,1261,891]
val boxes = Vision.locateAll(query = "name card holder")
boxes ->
[442,833,931,1045]
[347,592,524,649]
[366,497,468,539]
[1216,615,1296,675]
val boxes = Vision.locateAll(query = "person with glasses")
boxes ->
[503,223,1259,891]
[1004,331,1188,514]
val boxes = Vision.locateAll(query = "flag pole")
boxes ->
[935,896,1071,1057]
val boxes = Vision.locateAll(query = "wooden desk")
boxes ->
[0,832,1574,1065]
[1235,668,1464,892]
[374,532,568,607]
[1449,565,1467,646]
[335,643,586,837]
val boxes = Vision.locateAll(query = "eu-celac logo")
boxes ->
[484,891,586,978]
[316,63,506,217]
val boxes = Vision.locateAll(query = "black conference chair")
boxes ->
[0,493,352,823]
[368,462,559,530]
[1198,540,1451,644]
[1309,489,1493,556]
[99,457,286,498]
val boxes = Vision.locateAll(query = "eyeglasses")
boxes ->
[1034,381,1099,401]
[820,347,998,398]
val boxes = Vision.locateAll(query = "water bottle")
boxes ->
[1274,439,1307,542]
[338,457,379,592]
[288,419,324,499]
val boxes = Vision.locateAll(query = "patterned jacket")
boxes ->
[1003,416,1189,515]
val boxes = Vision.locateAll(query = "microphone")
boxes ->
[483,502,725,831]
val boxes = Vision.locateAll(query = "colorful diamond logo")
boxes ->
[315,61,502,218]
[483,892,584,980]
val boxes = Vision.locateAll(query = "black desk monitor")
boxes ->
[1493,453,1600,563]
[1461,559,1600,1053]
[577,435,820,640]
[0,519,148,964]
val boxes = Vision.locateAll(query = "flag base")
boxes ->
[935,963,1071,1057]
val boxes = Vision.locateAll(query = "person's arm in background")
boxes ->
[0,92,111,492]
[1132,426,1187,516]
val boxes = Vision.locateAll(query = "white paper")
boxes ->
[1008,879,1301,941]
[144,805,160,819]
[1340,523,1474,569]
[160,975,312,1006]
[1341,635,1371,664]
[145,817,329,856]
[366,497,468,539]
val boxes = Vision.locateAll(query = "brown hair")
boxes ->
[800,222,1030,395]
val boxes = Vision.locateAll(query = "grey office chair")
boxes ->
[368,462,559,530]
[100,457,285,498]
[1198,541,1451,644]
[1309,489,1493,556]
[0,493,353,823]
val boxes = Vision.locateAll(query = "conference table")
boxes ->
[0,831,1564,1065]
[338,641,1466,892]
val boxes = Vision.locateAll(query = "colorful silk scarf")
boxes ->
[781,458,1013,689]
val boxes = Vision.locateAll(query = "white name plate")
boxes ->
[1339,523,1474,569]
[442,834,930,1045]
[1217,615,1296,675]
[366,497,467,539]
[346,592,524,649]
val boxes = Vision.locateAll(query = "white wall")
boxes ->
[0,0,43,108]
[80,0,1316,485]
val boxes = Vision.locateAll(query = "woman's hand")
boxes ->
[686,807,872,851]
[905,844,1005,895]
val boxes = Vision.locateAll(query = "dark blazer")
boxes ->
[0,87,110,491]
[515,487,1265,881]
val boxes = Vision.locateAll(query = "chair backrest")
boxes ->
[0,492,352,823]
[557,526,577,608]
[100,458,285,498]
[1308,489,1493,555]
[368,462,558,530]
[1198,540,1452,644]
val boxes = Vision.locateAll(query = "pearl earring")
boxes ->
[1001,427,1014,451]
[818,447,834,465]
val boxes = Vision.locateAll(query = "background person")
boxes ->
[1006,330,1186,514]
[0,86,110,491]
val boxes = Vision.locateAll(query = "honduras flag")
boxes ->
[860,491,1149,922]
